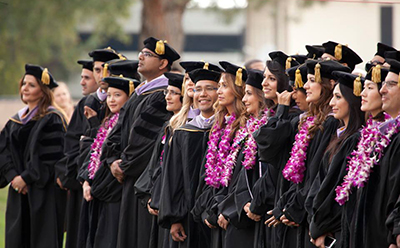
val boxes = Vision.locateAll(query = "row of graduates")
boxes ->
[2,36,400,248]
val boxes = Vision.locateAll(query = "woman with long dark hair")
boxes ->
[0,64,68,247]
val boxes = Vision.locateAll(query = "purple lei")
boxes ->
[282,115,316,184]
[335,113,397,205]
[88,113,119,179]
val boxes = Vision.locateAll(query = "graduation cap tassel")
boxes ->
[286,57,292,70]
[129,81,134,96]
[372,65,381,84]
[155,40,167,55]
[353,75,362,97]
[335,44,343,61]
[103,63,109,78]
[295,68,304,88]
[181,77,186,96]
[315,63,322,84]
[235,68,243,86]
[41,68,50,85]
[203,62,209,70]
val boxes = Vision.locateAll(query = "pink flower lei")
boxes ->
[88,113,119,179]
[335,113,397,205]
[282,115,316,184]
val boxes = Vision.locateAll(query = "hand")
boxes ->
[310,234,328,248]
[264,210,281,227]
[217,214,229,230]
[389,244,397,248]
[276,90,294,106]
[84,106,97,119]
[396,234,400,247]
[147,198,158,216]
[244,203,261,222]
[280,209,299,227]
[204,219,216,229]
[11,175,27,194]
[56,177,66,190]
[82,181,93,202]
[170,223,187,242]
[111,159,124,183]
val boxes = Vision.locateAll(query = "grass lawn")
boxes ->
[0,186,8,248]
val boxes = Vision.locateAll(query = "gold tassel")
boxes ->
[203,62,209,70]
[372,65,381,84]
[235,68,243,86]
[353,74,362,96]
[103,63,109,78]
[334,44,342,61]
[155,40,167,55]
[315,63,322,83]
[286,57,292,70]
[118,53,127,60]
[41,68,50,85]
[181,77,185,96]
[129,81,134,96]
[295,68,304,88]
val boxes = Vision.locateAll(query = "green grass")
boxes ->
[0,186,8,248]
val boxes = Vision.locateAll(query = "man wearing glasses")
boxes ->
[103,37,180,248]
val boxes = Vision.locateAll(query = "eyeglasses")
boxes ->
[193,86,218,93]
[382,80,399,89]
[138,51,160,59]
[163,89,181,96]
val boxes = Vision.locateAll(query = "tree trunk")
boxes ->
[139,0,190,55]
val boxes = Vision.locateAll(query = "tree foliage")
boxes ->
[0,0,134,95]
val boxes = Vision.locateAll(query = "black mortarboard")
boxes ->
[143,37,180,65]
[385,51,400,61]
[107,60,139,80]
[287,64,307,89]
[375,43,397,58]
[322,41,363,70]
[179,61,223,73]
[306,60,351,83]
[103,76,140,97]
[332,71,365,96]
[387,59,400,75]
[290,55,308,65]
[77,60,93,71]
[269,51,300,70]
[164,72,184,91]
[365,63,389,84]
[219,61,247,86]
[306,45,325,59]
[189,69,221,84]
[89,47,126,63]
[25,64,58,89]
[245,69,263,90]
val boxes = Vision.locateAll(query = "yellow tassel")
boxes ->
[103,63,109,78]
[155,40,167,55]
[353,74,362,96]
[119,74,124,78]
[286,57,292,70]
[203,62,209,70]
[372,65,381,84]
[41,68,50,85]
[181,77,185,96]
[295,68,304,88]
[334,44,342,61]
[315,63,322,83]
[235,68,243,86]
[129,81,134,96]
[118,53,127,60]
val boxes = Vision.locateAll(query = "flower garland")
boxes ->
[247,108,275,134]
[88,113,119,179]
[335,113,398,205]
[282,115,316,183]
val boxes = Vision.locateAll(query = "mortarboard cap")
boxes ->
[77,60,93,71]
[89,47,126,63]
[269,51,300,70]
[103,76,140,97]
[219,61,247,86]
[25,64,58,89]
[179,61,223,73]
[143,37,180,65]
[306,60,351,83]
[189,69,221,84]
[322,41,363,71]
[332,71,365,96]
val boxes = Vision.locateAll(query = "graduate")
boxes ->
[102,37,179,248]
[344,55,400,248]
[287,63,309,112]
[307,71,365,247]
[0,64,67,247]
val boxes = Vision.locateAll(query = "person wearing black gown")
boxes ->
[103,37,179,248]
[158,68,221,248]
[306,71,365,247]
[0,64,67,247]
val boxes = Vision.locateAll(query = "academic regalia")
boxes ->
[274,116,339,248]
[159,116,213,248]
[306,132,360,243]
[1,108,68,248]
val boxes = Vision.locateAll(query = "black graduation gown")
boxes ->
[158,123,211,248]
[274,116,339,248]
[102,87,172,248]
[343,131,400,247]
[306,132,360,243]
[247,105,300,248]
[1,110,68,248]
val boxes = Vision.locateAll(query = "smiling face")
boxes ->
[217,74,236,108]
[20,74,43,105]
[330,84,350,125]
[242,84,262,116]
[165,85,183,114]
[106,87,129,114]
[360,80,382,116]
[303,74,322,103]
[194,80,218,118]
[261,67,278,103]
